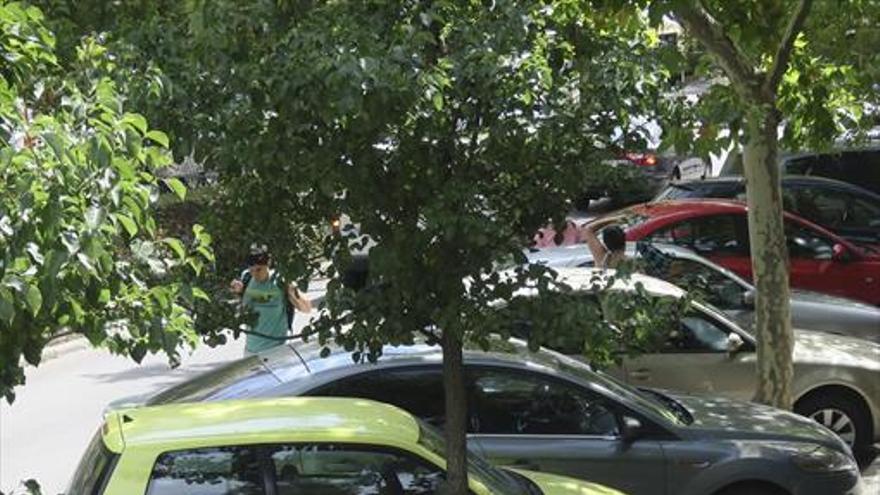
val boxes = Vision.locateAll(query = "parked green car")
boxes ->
[69,397,621,495]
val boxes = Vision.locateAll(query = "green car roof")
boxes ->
[106,397,420,452]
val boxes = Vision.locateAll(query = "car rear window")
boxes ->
[146,355,282,405]
[67,429,118,495]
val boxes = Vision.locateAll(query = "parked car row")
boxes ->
[527,242,880,343]
[79,268,876,495]
[69,148,878,495]
[655,176,880,249]
[599,199,880,306]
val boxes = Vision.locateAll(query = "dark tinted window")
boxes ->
[309,368,446,428]
[661,259,746,309]
[649,215,748,255]
[67,430,118,495]
[469,368,619,436]
[655,182,742,201]
[270,444,445,495]
[146,446,264,495]
[790,186,880,230]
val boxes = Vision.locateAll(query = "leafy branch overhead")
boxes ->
[0,3,213,403]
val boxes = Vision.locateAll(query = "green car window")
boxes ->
[271,444,445,494]
[146,446,264,495]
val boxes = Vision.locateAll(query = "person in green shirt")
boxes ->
[229,245,312,354]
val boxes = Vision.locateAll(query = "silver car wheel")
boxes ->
[809,408,856,445]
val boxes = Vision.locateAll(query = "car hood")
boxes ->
[506,468,624,495]
[667,391,847,451]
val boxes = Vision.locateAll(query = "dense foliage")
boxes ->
[0,2,212,403]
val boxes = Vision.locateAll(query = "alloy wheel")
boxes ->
[809,408,856,446]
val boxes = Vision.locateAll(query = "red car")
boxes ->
[614,200,880,305]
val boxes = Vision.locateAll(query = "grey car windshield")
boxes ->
[551,354,688,426]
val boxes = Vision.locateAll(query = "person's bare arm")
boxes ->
[286,284,313,313]
[578,215,626,266]
[580,224,608,265]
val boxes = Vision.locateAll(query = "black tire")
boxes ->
[795,390,873,453]
[715,482,786,495]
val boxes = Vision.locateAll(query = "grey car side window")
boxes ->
[469,368,619,437]
[306,367,447,428]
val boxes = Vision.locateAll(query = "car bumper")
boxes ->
[793,468,860,495]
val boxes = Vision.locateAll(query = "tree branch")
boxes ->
[764,0,813,94]
[671,1,763,101]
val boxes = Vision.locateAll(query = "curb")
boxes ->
[39,335,91,364]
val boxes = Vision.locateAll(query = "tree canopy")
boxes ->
[0,2,212,403]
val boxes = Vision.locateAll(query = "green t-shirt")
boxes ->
[242,273,289,353]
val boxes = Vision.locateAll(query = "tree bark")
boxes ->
[441,331,469,494]
[742,104,794,409]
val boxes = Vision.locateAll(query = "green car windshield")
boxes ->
[417,421,529,495]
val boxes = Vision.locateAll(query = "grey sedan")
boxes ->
[113,338,860,495]
[507,267,880,452]
[527,243,880,343]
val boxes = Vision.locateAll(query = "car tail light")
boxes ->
[624,152,658,167]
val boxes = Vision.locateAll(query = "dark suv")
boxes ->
[720,146,880,195]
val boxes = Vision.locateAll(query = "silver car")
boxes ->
[114,338,860,495]
[510,267,879,452]
[527,243,880,343]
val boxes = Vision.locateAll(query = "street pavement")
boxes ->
[0,336,246,494]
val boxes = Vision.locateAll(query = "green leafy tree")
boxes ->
[173,2,684,492]
[0,2,212,403]
[31,1,687,490]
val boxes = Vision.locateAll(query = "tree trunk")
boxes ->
[741,104,795,410]
[441,331,469,494]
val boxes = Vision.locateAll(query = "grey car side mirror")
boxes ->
[621,416,644,443]
[726,333,745,355]
[741,289,756,308]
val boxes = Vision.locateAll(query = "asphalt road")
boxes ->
[0,336,247,494]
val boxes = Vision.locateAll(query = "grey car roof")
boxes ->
[525,243,752,290]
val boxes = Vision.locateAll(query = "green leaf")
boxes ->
[163,178,187,200]
[25,285,42,316]
[116,214,138,237]
[145,130,169,148]
[432,92,444,111]
[121,113,148,135]
[192,287,211,302]
[163,238,186,259]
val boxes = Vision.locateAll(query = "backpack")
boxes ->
[241,269,295,329]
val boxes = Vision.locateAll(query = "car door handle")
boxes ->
[629,369,651,380]
[510,459,541,471]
